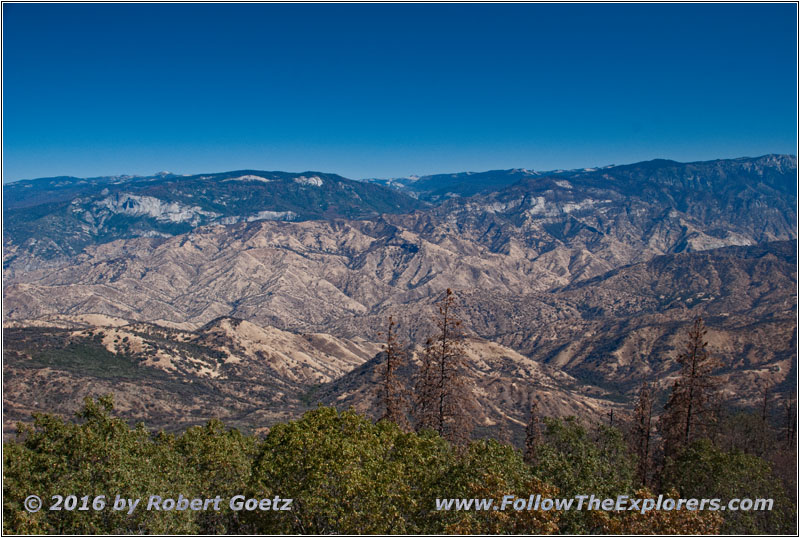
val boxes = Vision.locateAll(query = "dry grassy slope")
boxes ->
[196,317,381,385]
[3,314,630,442]
[521,242,797,403]
[2,317,381,435]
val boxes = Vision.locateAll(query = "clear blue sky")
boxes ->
[3,3,797,181]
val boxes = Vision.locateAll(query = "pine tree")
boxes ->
[413,288,474,445]
[632,382,654,485]
[659,317,720,458]
[523,401,543,465]
[379,316,410,431]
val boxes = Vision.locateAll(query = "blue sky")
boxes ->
[3,3,797,181]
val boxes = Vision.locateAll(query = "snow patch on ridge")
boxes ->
[217,211,298,225]
[246,210,297,222]
[224,175,273,183]
[293,175,324,187]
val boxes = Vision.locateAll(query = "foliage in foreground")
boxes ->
[3,396,792,534]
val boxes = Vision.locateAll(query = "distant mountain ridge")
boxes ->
[3,169,425,259]
[419,153,797,258]
[5,155,794,262]
[364,154,796,202]
[4,155,797,323]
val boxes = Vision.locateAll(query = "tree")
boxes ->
[662,439,796,534]
[631,382,654,485]
[523,401,543,465]
[759,384,771,456]
[413,289,474,446]
[436,439,560,534]
[378,316,411,431]
[3,395,199,534]
[718,411,772,458]
[247,406,455,534]
[599,488,722,534]
[174,419,259,533]
[760,383,770,423]
[531,417,635,533]
[659,317,720,458]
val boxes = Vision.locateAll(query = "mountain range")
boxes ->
[3,154,797,438]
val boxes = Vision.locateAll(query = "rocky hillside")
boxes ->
[4,241,795,437]
[411,154,796,264]
[3,155,796,437]
[365,168,547,201]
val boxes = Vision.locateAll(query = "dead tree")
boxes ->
[659,317,721,458]
[413,289,474,446]
[524,401,543,465]
[632,382,655,485]
[783,394,796,448]
[761,384,770,423]
[379,316,411,431]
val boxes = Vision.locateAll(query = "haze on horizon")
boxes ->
[2,3,797,183]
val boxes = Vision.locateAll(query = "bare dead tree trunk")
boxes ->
[783,394,796,448]
[632,382,654,485]
[524,401,543,465]
[379,316,410,431]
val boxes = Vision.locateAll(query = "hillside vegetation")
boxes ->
[4,396,795,534]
